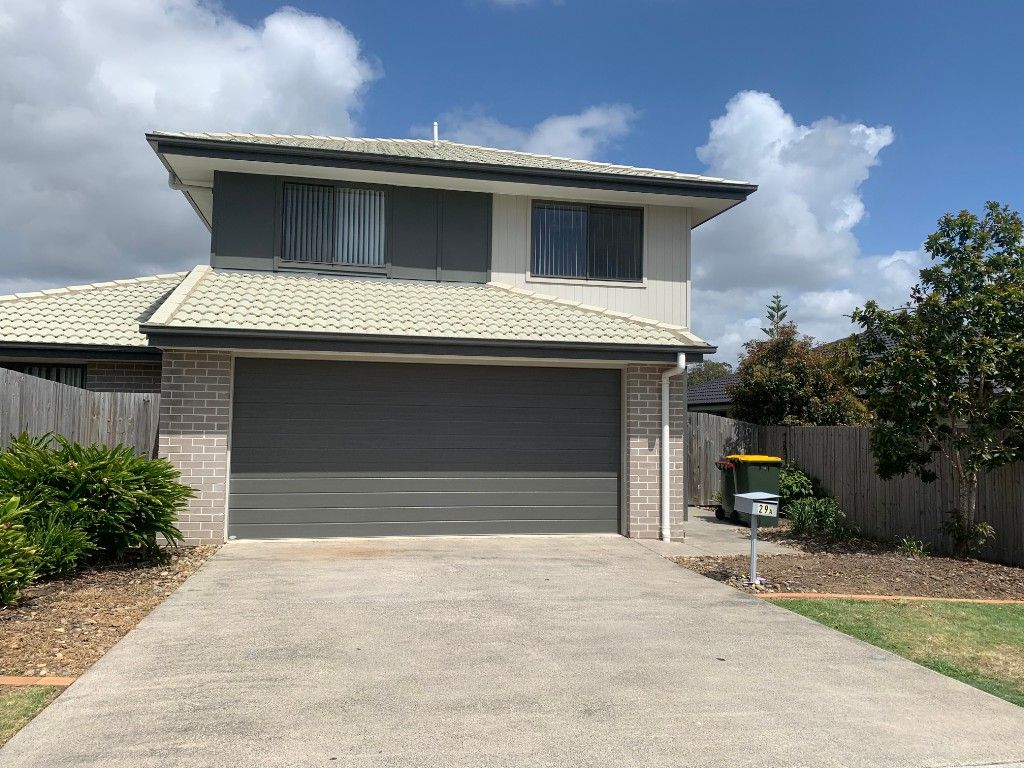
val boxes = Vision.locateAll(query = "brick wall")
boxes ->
[625,365,687,540]
[86,360,162,393]
[158,350,232,545]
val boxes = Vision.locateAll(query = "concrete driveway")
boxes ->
[3,536,1023,768]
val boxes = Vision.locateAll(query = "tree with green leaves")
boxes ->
[729,298,865,426]
[762,293,789,337]
[852,202,1024,556]
[687,360,733,388]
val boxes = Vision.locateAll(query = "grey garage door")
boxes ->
[229,358,621,538]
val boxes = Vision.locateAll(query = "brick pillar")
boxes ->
[625,364,687,539]
[158,350,232,545]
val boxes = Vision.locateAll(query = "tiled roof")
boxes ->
[0,274,186,348]
[687,373,740,406]
[146,266,710,350]
[151,131,750,187]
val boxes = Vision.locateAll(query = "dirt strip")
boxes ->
[1,546,217,677]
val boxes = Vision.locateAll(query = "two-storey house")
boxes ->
[0,132,755,543]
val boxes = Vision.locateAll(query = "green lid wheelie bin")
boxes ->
[714,454,783,526]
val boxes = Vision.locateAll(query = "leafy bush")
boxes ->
[778,462,815,514]
[895,536,929,559]
[27,512,94,578]
[940,515,995,557]
[0,434,190,562]
[0,497,37,606]
[787,496,856,540]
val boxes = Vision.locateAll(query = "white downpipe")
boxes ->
[661,352,687,542]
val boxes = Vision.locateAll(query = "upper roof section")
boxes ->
[148,131,756,230]
[0,274,184,350]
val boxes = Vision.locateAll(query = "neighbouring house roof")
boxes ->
[687,373,740,407]
[150,131,751,187]
[143,266,711,352]
[0,274,185,349]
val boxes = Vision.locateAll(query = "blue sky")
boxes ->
[224,0,1024,256]
[2,1,1021,360]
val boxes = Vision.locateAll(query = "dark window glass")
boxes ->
[588,206,643,281]
[281,183,385,266]
[531,202,642,281]
[531,202,588,278]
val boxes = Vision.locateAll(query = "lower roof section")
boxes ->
[0,265,715,363]
[142,266,713,361]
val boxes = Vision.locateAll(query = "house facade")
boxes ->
[0,132,754,543]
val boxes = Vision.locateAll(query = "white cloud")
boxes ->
[690,91,915,362]
[435,104,638,159]
[0,1,378,294]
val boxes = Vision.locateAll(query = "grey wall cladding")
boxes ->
[209,171,491,281]
[229,358,620,538]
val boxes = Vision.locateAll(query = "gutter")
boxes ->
[0,343,160,361]
[140,324,715,363]
[661,352,687,541]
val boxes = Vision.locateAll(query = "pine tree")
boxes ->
[762,294,789,337]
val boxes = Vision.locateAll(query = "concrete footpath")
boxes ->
[2,535,1022,767]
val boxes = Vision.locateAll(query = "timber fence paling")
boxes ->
[0,367,159,457]
[684,411,1024,567]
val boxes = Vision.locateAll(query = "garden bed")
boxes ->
[0,546,216,677]
[675,550,1024,599]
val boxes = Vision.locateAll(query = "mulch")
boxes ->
[0,546,217,677]
[674,549,1024,599]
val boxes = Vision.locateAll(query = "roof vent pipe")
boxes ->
[432,121,439,147]
[661,352,687,542]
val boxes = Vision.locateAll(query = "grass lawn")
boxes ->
[0,686,61,746]
[775,599,1024,707]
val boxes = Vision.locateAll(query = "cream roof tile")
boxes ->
[0,274,185,347]
[146,267,710,350]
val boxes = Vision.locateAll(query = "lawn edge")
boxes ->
[761,592,1024,604]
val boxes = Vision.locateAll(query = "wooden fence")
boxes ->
[686,413,1024,566]
[1,368,160,456]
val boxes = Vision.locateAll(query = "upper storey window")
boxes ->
[281,182,385,267]
[530,201,643,282]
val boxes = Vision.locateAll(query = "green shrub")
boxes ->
[0,497,37,606]
[940,515,995,557]
[0,434,191,562]
[895,536,929,559]
[27,512,94,578]
[778,462,815,514]
[787,496,856,540]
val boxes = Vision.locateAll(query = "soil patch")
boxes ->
[674,551,1024,600]
[0,546,217,677]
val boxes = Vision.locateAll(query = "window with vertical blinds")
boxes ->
[281,183,386,267]
[531,201,642,281]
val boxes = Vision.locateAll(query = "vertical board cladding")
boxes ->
[490,195,691,328]
[85,360,163,393]
[158,350,232,545]
[625,365,687,539]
